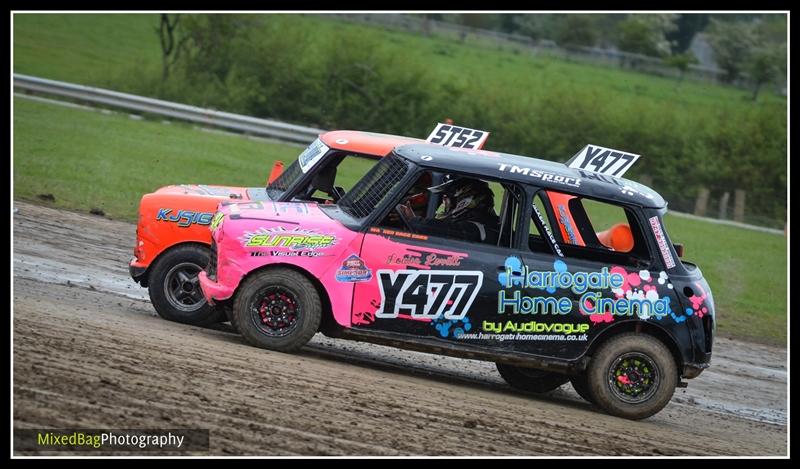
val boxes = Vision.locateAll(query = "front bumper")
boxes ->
[129,258,148,286]
[198,270,235,305]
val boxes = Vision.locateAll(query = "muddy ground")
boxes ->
[12,201,788,456]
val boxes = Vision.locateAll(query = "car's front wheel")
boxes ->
[233,268,321,352]
[496,363,570,393]
[148,244,226,326]
[586,333,677,420]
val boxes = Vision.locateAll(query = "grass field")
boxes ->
[13,97,302,220]
[13,13,784,114]
[13,97,787,346]
[13,14,161,86]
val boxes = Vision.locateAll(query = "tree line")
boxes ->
[432,13,786,100]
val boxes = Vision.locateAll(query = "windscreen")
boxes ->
[266,160,303,199]
[338,154,409,220]
[266,138,329,199]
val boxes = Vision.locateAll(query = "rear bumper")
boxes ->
[198,270,234,305]
[683,356,711,379]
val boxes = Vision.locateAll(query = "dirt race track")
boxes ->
[12,201,788,456]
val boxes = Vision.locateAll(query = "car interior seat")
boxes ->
[309,165,343,202]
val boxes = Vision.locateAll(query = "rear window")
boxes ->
[338,155,409,220]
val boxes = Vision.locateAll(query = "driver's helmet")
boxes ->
[430,176,494,222]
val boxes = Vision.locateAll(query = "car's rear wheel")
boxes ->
[233,268,321,352]
[496,363,570,393]
[148,244,226,326]
[586,333,677,420]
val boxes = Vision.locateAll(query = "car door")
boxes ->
[350,178,526,346]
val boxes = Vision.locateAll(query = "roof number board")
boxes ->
[566,144,640,177]
[426,123,489,150]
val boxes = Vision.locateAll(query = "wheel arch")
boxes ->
[235,262,335,334]
[138,240,211,287]
[583,320,684,376]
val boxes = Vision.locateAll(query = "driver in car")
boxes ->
[396,176,500,244]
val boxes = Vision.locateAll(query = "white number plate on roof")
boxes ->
[566,144,640,177]
[426,123,489,149]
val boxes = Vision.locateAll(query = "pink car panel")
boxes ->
[199,201,365,327]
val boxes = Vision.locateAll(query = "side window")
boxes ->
[329,153,381,194]
[531,190,650,266]
[381,171,524,249]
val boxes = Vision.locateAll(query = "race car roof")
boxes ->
[393,143,666,209]
[320,130,425,157]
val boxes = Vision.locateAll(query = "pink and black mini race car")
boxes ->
[199,142,714,420]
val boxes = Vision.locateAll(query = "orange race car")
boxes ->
[130,125,490,326]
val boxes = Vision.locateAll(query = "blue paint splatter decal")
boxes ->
[432,316,472,338]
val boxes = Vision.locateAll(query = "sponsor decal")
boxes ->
[336,254,373,283]
[566,144,640,177]
[497,164,581,188]
[649,216,676,269]
[368,227,429,240]
[386,252,464,267]
[210,212,224,231]
[240,226,336,250]
[575,171,657,200]
[156,208,214,228]
[375,270,483,320]
[270,250,325,258]
[620,183,655,200]
[271,201,309,214]
[497,257,676,321]
[233,201,264,210]
[426,123,489,149]
[455,332,589,342]
[179,185,239,197]
[557,204,579,245]
[482,320,589,335]
[297,138,329,173]
[455,320,591,341]
[532,203,564,257]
